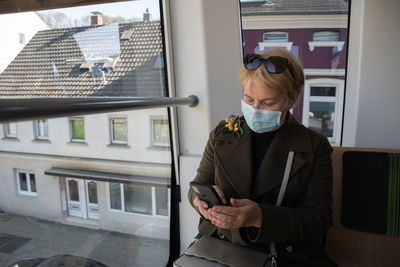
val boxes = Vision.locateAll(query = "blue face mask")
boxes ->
[241,100,282,133]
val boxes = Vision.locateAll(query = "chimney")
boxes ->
[143,8,152,22]
[91,11,104,26]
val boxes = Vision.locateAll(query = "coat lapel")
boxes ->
[213,113,313,200]
[214,122,253,199]
[253,114,312,199]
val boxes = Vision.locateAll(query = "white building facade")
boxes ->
[0,12,48,73]
[0,109,171,239]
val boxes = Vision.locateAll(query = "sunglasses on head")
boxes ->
[243,54,293,76]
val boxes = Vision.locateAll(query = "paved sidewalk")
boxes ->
[0,213,169,267]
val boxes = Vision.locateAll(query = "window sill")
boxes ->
[258,41,293,51]
[32,139,51,144]
[18,192,37,197]
[308,41,345,52]
[67,141,88,146]
[107,143,131,148]
[147,145,171,151]
[2,137,20,141]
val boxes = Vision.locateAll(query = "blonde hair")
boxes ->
[238,48,304,108]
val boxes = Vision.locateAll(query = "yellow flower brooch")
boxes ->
[219,115,244,137]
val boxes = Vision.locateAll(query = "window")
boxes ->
[258,31,293,51]
[109,117,127,144]
[309,31,344,52]
[34,119,49,140]
[124,184,152,215]
[313,31,339,41]
[302,79,345,145]
[3,122,17,138]
[19,33,25,44]
[108,182,169,217]
[69,117,85,142]
[16,171,37,196]
[0,1,173,266]
[151,118,170,147]
[263,32,288,42]
[240,1,349,143]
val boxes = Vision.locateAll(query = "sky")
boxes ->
[37,0,160,22]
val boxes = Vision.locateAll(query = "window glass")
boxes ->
[308,102,335,137]
[0,1,171,266]
[156,186,168,216]
[310,86,336,97]
[19,172,28,191]
[30,173,37,193]
[68,179,80,201]
[19,33,26,44]
[313,31,339,41]
[240,0,349,145]
[88,181,98,204]
[263,32,288,42]
[111,117,127,143]
[109,182,122,210]
[152,119,170,146]
[124,183,152,215]
[35,120,49,139]
[5,122,17,137]
[70,118,85,140]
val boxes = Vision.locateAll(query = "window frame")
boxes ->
[3,122,17,138]
[312,31,340,41]
[109,116,128,145]
[106,182,170,218]
[18,32,25,44]
[16,170,37,196]
[309,31,344,52]
[150,116,170,148]
[262,31,289,42]
[302,78,345,145]
[33,119,49,140]
[69,116,85,143]
[0,0,185,263]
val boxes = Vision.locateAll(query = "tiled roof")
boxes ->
[0,21,166,98]
[241,0,349,16]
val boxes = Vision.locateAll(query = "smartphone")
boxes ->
[190,182,225,208]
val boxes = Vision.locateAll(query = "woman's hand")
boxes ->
[208,198,262,229]
[193,185,227,220]
[193,196,211,219]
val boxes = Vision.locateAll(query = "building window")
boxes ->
[151,118,170,147]
[302,79,345,145]
[34,119,49,140]
[19,33,25,44]
[109,182,122,210]
[124,184,152,215]
[3,122,17,138]
[110,117,127,144]
[16,171,37,196]
[313,31,339,41]
[258,31,293,51]
[263,32,288,42]
[155,186,168,216]
[108,183,169,217]
[69,117,85,142]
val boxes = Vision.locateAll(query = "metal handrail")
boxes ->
[0,95,199,123]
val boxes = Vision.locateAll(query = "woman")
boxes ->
[188,48,337,266]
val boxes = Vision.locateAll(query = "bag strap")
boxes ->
[276,151,295,206]
[268,151,295,267]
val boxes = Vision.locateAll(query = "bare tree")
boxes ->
[38,12,142,29]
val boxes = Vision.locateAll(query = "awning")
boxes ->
[45,167,170,187]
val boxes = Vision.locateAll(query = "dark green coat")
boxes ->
[188,113,335,265]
